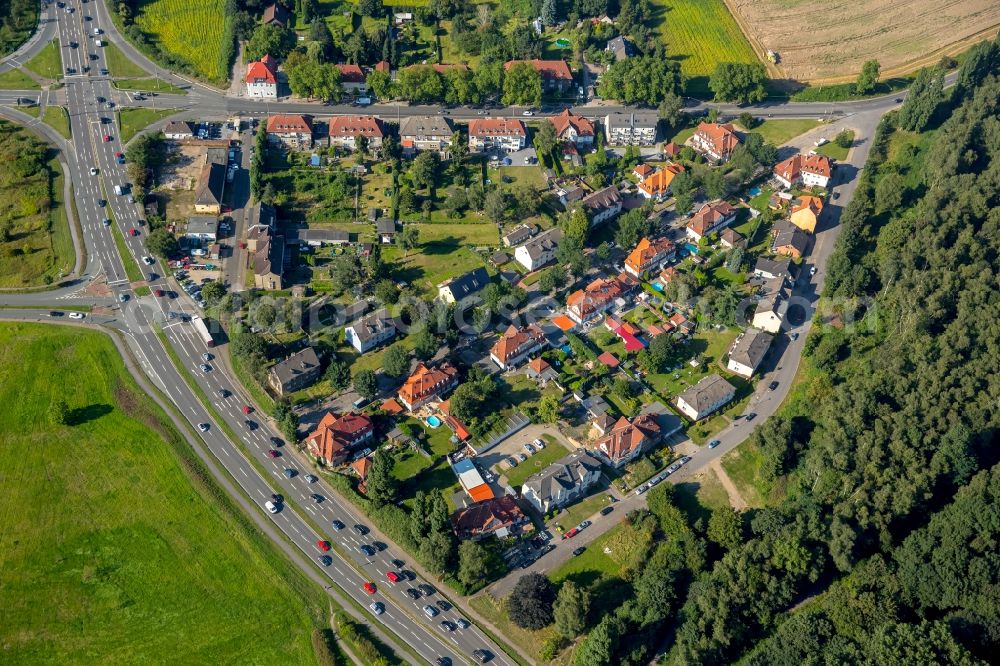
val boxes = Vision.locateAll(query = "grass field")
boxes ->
[114,77,188,94]
[0,123,74,287]
[0,67,40,89]
[816,131,854,160]
[42,105,71,139]
[382,243,488,298]
[503,440,571,488]
[102,42,148,78]
[650,0,759,96]
[469,594,557,663]
[22,40,62,80]
[134,0,233,84]
[0,323,324,664]
[109,217,144,283]
[740,119,821,146]
[118,107,180,142]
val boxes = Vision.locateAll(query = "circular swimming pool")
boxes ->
[426,415,442,428]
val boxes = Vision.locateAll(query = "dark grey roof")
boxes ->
[269,347,320,386]
[245,203,276,230]
[186,216,218,235]
[605,111,659,131]
[440,267,490,299]
[502,223,536,246]
[164,120,193,135]
[194,162,225,207]
[399,115,453,138]
[582,185,622,212]
[518,228,562,262]
[677,374,736,413]
[728,328,773,368]
[295,228,350,243]
[772,221,809,255]
[348,308,395,343]
[523,449,602,502]
[606,36,636,60]
[754,257,793,279]
[376,219,396,235]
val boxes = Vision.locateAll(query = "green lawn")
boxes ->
[740,119,822,146]
[22,40,62,80]
[649,0,759,97]
[643,328,740,399]
[102,42,150,78]
[550,493,614,536]
[816,131,855,160]
[109,217,144,283]
[42,105,71,139]
[503,439,571,488]
[0,323,324,664]
[382,244,488,298]
[0,68,40,89]
[549,519,652,586]
[114,77,188,94]
[117,107,180,142]
[469,594,557,664]
[673,467,732,525]
[720,442,767,508]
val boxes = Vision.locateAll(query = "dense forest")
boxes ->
[561,38,1000,666]
[0,0,38,56]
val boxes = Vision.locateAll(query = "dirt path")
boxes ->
[710,458,748,511]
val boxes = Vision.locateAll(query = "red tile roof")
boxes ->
[549,109,595,138]
[469,118,526,138]
[245,55,277,84]
[597,351,619,368]
[267,114,312,134]
[336,63,366,84]
[567,277,625,319]
[306,411,373,463]
[625,236,675,274]
[693,122,740,159]
[774,153,832,183]
[528,357,552,374]
[663,141,682,157]
[398,362,458,408]
[595,413,660,463]
[375,60,390,72]
[504,59,573,82]
[633,163,654,178]
[451,495,527,538]
[687,201,737,237]
[329,115,384,138]
[491,324,545,366]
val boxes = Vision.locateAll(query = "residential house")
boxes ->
[266,114,313,150]
[773,153,833,189]
[754,257,793,281]
[676,373,736,421]
[772,219,809,258]
[453,458,494,503]
[490,324,547,370]
[726,328,773,378]
[526,357,559,384]
[663,141,682,158]
[252,227,284,290]
[605,111,658,146]
[294,228,351,246]
[451,495,531,540]
[376,219,396,244]
[556,184,586,206]
[637,163,684,200]
[549,109,595,147]
[605,35,636,61]
[345,308,396,353]
[267,347,322,395]
[185,215,218,241]
[437,267,490,305]
[593,413,661,468]
[163,120,194,140]
[720,228,746,249]
[352,456,371,494]
[567,276,626,324]
[632,163,654,181]
[502,223,537,248]
[624,236,676,278]
[686,201,738,242]
[399,115,454,158]
[503,59,573,92]
[262,2,290,27]
[245,202,276,232]
[468,118,527,154]
[753,278,789,333]
[689,122,740,162]
[790,195,823,233]
[336,64,367,92]
[521,449,602,513]
[328,116,385,152]
[194,163,225,214]
[582,185,623,226]
[305,411,374,466]
[514,227,561,271]
[245,54,278,98]
[397,362,459,411]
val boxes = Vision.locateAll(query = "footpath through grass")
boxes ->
[22,40,62,80]
[0,323,325,664]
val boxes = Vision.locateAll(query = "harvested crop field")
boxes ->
[726,0,1000,82]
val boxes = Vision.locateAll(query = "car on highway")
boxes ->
[245,420,258,430]
[199,363,211,372]
[118,293,128,302]
[103,134,111,142]
[386,571,400,583]
[316,540,331,552]
[310,493,323,503]
[391,558,405,568]
[358,544,375,556]
[768,380,779,391]
[472,649,493,663]
[197,423,209,432]
[572,546,587,556]
[270,436,284,447]
[318,555,332,566]
[708,439,721,449]
[97,198,105,207]
[265,449,279,459]
[522,110,533,116]
[241,404,253,414]
[422,604,439,618]
[89,167,98,175]
[271,493,282,504]
[142,256,154,265]
[264,501,278,514]
[456,618,470,629]
[370,602,385,615]
[114,151,124,163]
[353,524,369,536]
[217,388,229,398]
[102,218,110,226]
[418,583,436,596]
[49,311,64,317]
[304,474,317,483]
[362,582,377,595]
[436,599,451,612]
[600,506,614,516]
[331,519,345,531]
[373,541,387,551]
[405,588,421,600]
[281,469,296,479]
[68,312,85,320]
[128,229,139,236]
[440,620,456,632]
[201,352,212,361]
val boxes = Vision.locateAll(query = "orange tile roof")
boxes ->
[597,351,619,368]
[567,277,625,319]
[491,324,546,365]
[328,116,384,138]
[267,114,312,134]
[380,398,404,415]
[245,55,277,84]
[503,59,573,82]
[595,413,660,463]
[552,315,576,331]
[633,164,654,178]
[774,153,832,182]
[625,236,676,273]
[687,201,737,237]
[336,63,365,83]
[375,60,390,72]
[469,118,526,138]
[398,362,458,408]
[306,411,373,463]
[638,163,684,197]
[693,122,740,159]
[549,109,595,138]
[663,141,681,157]
[528,357,551,373]
[793,195,824,215]
[467,483,495,503]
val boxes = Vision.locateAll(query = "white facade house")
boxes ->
[514,228,561,271]
[773,153,833,189]
[752,279,789,334]
[245,55,278,99]
[521,450,602,513]
[604,111,658,146]
[344,309,396,353]
[676,374,736,421]
[468,118,527,154]
[581,186,623,226]
[726,328,773,378]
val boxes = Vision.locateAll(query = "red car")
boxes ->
[128,228,139,236]
[103,134,111,142]
[385,571,400,583]
[154,289,163,297]
[363,582,376,595]
[266,449,279,459]
[563,528,579,540]
[316,540,331,552]
[242,404,253,414]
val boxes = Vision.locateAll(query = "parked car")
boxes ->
[600,506,614,516]
[708,439,721,449]
[768,380,779,391]
[572,546,586,556]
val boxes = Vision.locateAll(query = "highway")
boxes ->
[0,2,930,662]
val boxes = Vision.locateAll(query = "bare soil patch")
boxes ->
[726,0,1000,82]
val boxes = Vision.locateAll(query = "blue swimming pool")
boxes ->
[684,243,699,255]
[426,415,442,428]
[749,186,762,197]
[651,282,664,292]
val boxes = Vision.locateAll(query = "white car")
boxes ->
[201,352,212,361]
[522,110,533,116]
[89,167,98,175]
[142,256,154,265]
[422,604,439,618]
[68,312,85,320]
[264,501,278,514]
[305,474,318,483]
[197,423,210,432]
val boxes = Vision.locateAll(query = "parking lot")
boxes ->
[476,424,575,489]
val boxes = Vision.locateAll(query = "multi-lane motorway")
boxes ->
[0,2,933,663]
